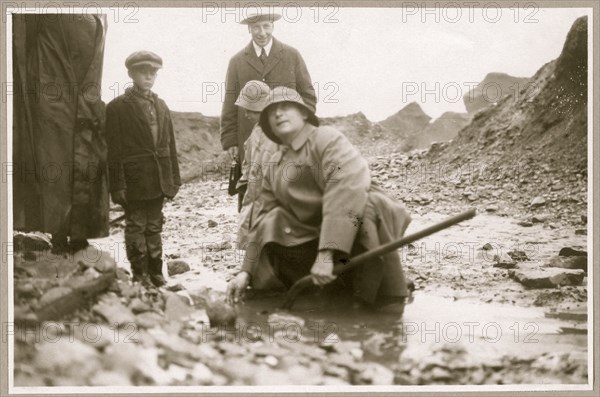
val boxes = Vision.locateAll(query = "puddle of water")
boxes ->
[230,290,587,367]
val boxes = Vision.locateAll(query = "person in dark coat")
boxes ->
[106,51,181,287]
[226,87,412,314]
[12,14,109,252]
[220,11,317,209]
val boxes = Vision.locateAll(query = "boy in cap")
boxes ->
[106,50,181,287]
[235,81,278,246]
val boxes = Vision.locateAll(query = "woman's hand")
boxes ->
[310,249,337,287]
[226,271,250,304]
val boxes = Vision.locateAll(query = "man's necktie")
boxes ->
[260,47,268,65]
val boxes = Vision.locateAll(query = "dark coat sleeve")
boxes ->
[105,102,126,193]
[167,110,181,192]
[220,57,240,150]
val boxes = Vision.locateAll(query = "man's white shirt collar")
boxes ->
[253,39,273,57]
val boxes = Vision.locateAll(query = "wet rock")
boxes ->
[115,268,130,282]
[168,260,191,276]
[319,332,340,351]
[324,365,350,380]
[118,282,141,299]
[530,196,546,207]
[129,298,152,314]
[493,253,516,269]
[267,312,305,328]
[38,287,73,307]
[73,246,116,273]
[135,312,165,329]
[545,256,586,272]
[517,220,533,227]
[148,328,203,362]
[252,345,288,358]
[220,357,256,383]
[208,241,232,251]
[485,205,498,212]
[165,293,194,322]
[362,333,386,356]
[545,310,587,322]
[358,363,394,385]
[206,299,237,327]
[71,324,115,349]
[35,339,100,378]
[15,282,37,297]
[507,250,529,262]
[13,233,52,252]
[531,213,553,223]
[207,219,218,228]
[191,363,214,384]
[92,295,136,326]
[89,371,132,386]
[430,366,452,381]
[166,283,185,292]
[509,265,585,288]
[558,325,587,334]
[558,247,587,257]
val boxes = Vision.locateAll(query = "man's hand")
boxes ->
[227,146,239,161]
[111,189,127,206]
[311,249,337,287]
[226,271,250,304]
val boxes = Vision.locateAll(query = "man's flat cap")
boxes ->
[240,12,281,25]
[125,50,163,70]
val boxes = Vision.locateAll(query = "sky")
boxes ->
[101,6,589,121]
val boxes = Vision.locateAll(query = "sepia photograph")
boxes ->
[1,0,596,394]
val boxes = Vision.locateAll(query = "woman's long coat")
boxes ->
[241,124,412,302]
[13,14,109,239]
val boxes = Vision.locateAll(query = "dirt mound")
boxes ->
[379,102,431,133]
[436,16,587,168]
[414,112,471,149]
[365,16,587,225]
[464,72,530,114]
[320,112,410,155]
[171,111,227,181]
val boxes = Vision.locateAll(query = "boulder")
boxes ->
[530,196,546,207]
[509,265,585,288]
[167,260,191,276]
[13,233,52,252]
[558,247,587,257]
[545,256,586,272]
[493,252,516,269]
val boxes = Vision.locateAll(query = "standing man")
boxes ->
[220,11,317,208]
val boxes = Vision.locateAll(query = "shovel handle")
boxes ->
[280,208,476,310]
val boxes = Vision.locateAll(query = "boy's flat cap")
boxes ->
[240,12,281,24]
[125,50,163,70]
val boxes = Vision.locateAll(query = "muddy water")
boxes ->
[97,181,588,383]
[224,288,587,374]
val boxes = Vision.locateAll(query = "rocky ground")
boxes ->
[11,16,590,389]
[12,147,589,387]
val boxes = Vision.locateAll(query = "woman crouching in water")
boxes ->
[227,86,412,314]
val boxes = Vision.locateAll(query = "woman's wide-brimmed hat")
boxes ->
[235,80,270,112]
[259,86,319,144]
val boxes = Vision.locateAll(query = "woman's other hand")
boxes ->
[226,271,250,304]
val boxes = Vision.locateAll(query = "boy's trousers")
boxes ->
[124,196,164,276]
